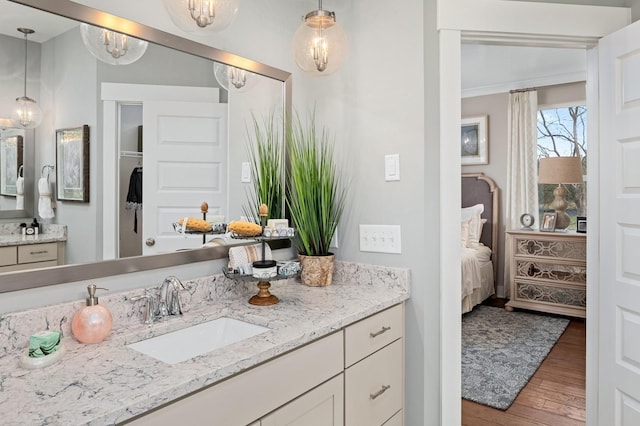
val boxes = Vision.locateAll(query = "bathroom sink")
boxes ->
[126,317,270,364]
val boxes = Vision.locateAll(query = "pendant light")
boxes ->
[162,0,239,33]
[80,24,148,66]
[213,62,257,93]
[292,0,348,76]
[12,28,42,129]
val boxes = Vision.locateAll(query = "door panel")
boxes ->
[143,101,227,255]
[599,18,640,425]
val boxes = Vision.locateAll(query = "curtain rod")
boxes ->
[510,87,536,94]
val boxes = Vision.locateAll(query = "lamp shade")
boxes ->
[213,62,258,92]
[292,9,348,75]
[162,0,239,33]
[80,24,148,66]
[538,157,584,184]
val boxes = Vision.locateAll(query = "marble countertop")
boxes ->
[0,262,410,425]
[0,224,67,247]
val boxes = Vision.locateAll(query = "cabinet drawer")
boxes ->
[0,246,17,267]
[515,258,586,284]
[515,279,586,308]
[345,304,403,367]
[345,339,403,426]
[18,243,58,264]
[515,236,585,262]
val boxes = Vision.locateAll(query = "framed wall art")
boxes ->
[461,115,488,165]
[0,134,23,196]
[56,125,90,202]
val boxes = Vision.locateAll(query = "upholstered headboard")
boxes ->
[462,173,499,283]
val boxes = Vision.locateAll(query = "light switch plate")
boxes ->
[385,154,400,181]
[359,224,402,253]
[241,162,251,183]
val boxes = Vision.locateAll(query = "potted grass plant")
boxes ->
[287,111,347,286]
[243,112,284,222]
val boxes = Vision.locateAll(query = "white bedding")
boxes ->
[461,245,494,313]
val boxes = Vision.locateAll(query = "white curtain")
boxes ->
[506,90,539,230]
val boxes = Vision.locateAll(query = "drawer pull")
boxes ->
[369,326,391,338]
[370,384,391,400]
[30,250,48,255]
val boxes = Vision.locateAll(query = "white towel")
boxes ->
[38,177,55,219]
[16,170,24,210]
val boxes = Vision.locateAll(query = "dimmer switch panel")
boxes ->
[359,225,402,253]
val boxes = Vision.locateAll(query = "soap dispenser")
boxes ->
[71,285,113,344]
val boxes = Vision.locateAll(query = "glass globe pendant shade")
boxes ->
[213,62,258,93]
[292,10,348,75]
[162,0,239,33]
[80,24,149,66]
[12,96,42,129]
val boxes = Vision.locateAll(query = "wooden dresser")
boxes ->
[505,230,586,318]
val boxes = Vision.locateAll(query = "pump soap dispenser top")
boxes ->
[71,284,113,344]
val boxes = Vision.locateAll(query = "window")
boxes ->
[537,105,587,230]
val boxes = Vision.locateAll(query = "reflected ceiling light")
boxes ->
[213,62,258,92]
[12,28,42,129]
[162,0,239,33]
[292,0,348,75]
[80,23,148,66]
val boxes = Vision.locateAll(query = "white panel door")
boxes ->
[599,19,640,425]
[143,100,227,255]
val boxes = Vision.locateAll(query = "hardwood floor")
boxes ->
[462,316,586,426]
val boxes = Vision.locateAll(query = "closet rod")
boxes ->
[510,87,536,94]
[120,150,143,158]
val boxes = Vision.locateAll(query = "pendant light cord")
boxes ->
[23,31,27,98]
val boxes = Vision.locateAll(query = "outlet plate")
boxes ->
[359,224,402,254]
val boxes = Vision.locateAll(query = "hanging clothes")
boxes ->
[38,169,55,219]
[126,166,143,233]
[16,165,24,210]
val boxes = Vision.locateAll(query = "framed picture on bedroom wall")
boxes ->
[461,115,488,165]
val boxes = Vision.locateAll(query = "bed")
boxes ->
[461,173,499,314]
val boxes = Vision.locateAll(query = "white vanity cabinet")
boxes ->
[124,303,405,426]
[0,241,65,273]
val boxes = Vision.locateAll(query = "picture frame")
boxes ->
[461,115,488,165]
[540,212,557,232]
[56,125,90,202]
[0,134,23,197]
[577,216,587,233]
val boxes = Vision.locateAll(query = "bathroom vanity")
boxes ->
[0,261,409,425]
[0,224,66,273]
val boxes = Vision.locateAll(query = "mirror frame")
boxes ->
[2,0,292,292]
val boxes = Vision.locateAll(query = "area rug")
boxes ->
[461,305,570,410]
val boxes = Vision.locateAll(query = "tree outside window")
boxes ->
[537,105,587,230]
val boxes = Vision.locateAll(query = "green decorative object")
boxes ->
[243,112,284,222]
[287,111,347,277]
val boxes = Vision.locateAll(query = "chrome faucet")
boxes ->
[131,276,186,324]
[158,276,185,317]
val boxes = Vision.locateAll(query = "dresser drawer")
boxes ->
[515,279,586,308]
[0,246,17,267]
[345,304,403,367]
[345,339,403,426]
[18,243,58,264]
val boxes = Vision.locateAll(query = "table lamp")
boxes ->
[538,157,584,230]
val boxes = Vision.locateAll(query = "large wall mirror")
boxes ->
[0,0,291,292]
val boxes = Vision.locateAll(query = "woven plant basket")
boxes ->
[299,254,335,287]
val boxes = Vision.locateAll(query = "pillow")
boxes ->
[461,218,472,248]
[461,204,484,248]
